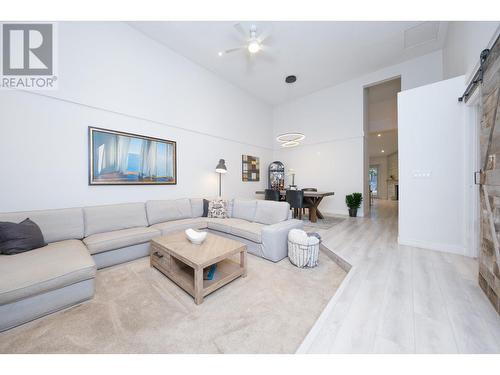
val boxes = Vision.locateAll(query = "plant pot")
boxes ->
[348,208,358,217]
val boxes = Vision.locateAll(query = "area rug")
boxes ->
[0,252,345,354]
[302,215,346,232]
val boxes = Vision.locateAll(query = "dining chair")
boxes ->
[286,190,304,219]
[264,189,280,201]
[301,188,317,216]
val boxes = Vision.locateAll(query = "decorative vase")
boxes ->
[185,228,207,245]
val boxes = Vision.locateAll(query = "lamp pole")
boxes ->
[215,159,227,198]
[219,173,222,196]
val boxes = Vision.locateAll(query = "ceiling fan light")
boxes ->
[248,41,261,54]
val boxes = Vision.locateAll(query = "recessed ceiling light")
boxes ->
[285,75,297,84]
[381,149,385,153]
[377,133,381,137]
[218,51,223,56]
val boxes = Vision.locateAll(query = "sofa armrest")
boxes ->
[260,219,303,262]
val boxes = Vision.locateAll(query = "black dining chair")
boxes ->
[301,188,317,216]
[286,190,304,219]
[264,189,280,201]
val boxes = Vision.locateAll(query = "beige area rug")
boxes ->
[0,252,345,354]
[302,215,346,232]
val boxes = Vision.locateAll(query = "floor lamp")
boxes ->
[215,159,227,197]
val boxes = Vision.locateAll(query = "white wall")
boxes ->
[398,76,467,255]
[0,22,273,212]
[443,22,499,81]
[273,51,443,216]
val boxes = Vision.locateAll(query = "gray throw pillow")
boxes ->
[0,218,47,255]
[202,199,210,217]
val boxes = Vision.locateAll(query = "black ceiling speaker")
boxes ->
[285,75,297,84]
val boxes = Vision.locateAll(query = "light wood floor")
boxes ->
[298,200,500,353]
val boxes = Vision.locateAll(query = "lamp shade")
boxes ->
[215,159,227,174]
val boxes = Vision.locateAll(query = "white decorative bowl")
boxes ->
[185,228,207,245]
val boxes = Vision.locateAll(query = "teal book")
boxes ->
[204,264,217,281]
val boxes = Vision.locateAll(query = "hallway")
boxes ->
[298,200,500,353]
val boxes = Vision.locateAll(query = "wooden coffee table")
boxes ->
[150,231,247,304]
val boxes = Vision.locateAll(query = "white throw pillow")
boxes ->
[288,228,309,245]
[288,229,319,246]
[208,199,228,219]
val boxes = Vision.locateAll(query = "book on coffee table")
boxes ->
[204,264,217,280]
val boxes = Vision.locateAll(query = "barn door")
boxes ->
[478,37,500,315]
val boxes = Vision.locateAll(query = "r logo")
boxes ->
[2,23,53,75]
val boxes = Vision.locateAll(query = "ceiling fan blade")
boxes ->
[223,46,245,54]
[233,23,248,40]
[257,50,276,63]
[257,29,272,44]
[260,44,271,52]
[245,52,256,73]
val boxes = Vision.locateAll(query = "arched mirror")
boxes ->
[268,161,285,190]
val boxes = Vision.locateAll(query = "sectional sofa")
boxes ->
[0,198,302,331]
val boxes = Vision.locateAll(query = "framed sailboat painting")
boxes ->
[88,127,177,185]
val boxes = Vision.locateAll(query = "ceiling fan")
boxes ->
[218,23,270,57]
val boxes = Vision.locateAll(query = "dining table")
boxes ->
[255,190,334,223]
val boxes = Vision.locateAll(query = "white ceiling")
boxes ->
[128,21,448,105]
[367,78,401,105]
[368,130,398,158]
[367,77,400,133]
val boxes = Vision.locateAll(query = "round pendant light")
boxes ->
[276,133,305,148]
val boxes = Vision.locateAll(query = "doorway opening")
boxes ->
[369,165,379,199]
[363,77,401,216]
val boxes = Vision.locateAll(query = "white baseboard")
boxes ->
[398,237,468,256]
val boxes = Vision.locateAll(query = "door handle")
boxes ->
[474,170,484,185]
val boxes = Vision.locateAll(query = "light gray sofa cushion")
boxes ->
[190,198,204,218]
[146,199,192,225]
[151,218,208,235]
[0,239,96,305]
[83,227,161,255]
[254,200,290,225]
[0,278,94,332]
[83,203,147,236]
[232,199,257,222]
[231,222,264,243]
[0,208,84,243]
[207,218,248,234]
[226,199,234,218]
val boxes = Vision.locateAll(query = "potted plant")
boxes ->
[345,193,363,217]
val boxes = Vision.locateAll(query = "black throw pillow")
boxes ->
[202,199,210,217]
[0,218,47,255]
